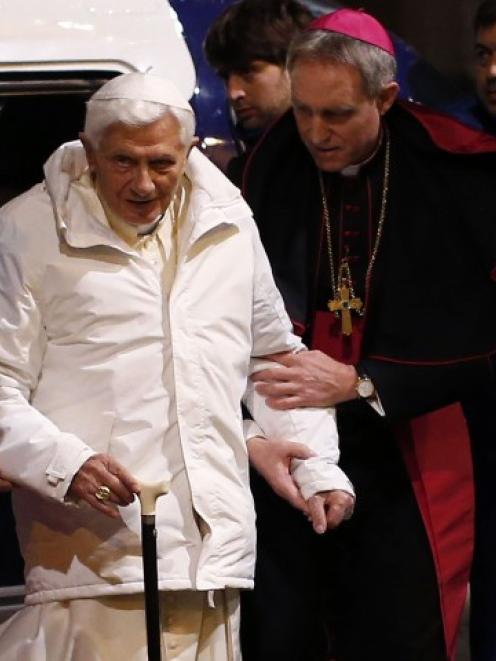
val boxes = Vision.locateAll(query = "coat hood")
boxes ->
[43,140,252,252]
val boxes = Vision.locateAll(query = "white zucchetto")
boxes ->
[90,72,193,116]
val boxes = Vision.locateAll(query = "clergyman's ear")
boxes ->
[377,81,399,116]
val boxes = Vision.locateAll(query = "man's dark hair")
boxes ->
[204,0,313,77]
[474,0,496,32]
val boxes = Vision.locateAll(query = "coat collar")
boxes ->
[43,141,252,253]
[184,147,252,247]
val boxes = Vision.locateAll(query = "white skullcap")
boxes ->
[90,72,193,116]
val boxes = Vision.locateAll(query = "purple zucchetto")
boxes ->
[308,8,395,56]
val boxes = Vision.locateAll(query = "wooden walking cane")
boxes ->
[138,481,170,661]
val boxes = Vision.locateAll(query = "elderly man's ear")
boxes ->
[188,136,200,154]
[79,133,97,173]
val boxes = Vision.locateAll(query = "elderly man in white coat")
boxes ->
[0,73,353,660]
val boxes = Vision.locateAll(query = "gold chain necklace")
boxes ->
[317,132,390,336]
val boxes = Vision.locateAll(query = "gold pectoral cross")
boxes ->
[328,280,363,336]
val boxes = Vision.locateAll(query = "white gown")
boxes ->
[0,589,240,661]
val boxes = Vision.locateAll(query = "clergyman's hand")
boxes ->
[253,350,357,409]
[247,436,314,514]
[307,490,355,534]
[67,453,141,519]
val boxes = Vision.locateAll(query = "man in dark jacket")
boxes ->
[472,0,496,133]
[448,0,496,133]
[242,8,496,661]
[203,0,312,185]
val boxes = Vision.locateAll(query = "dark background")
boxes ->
[343,0,479,93]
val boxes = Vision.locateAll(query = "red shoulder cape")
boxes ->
[396,101,496,658]
[402,99,496,153]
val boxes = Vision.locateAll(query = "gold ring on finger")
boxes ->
[94,485,112,502]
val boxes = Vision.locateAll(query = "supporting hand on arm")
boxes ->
[253,350,358,409]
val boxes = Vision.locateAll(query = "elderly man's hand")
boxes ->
[0,471,14,492]
[247,436,314,514]
[306,490,355,534]
[68,453,141,518]
[253,350,358,409]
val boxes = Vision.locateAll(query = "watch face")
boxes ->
[357,378,375,398]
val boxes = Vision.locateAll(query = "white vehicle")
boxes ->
[0,0,195,205]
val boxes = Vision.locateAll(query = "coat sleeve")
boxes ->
[359,154,496,421]
[0,212,95,501]
[243,220,354,499]
[359,355,495,422]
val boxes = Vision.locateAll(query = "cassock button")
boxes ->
[344,204,361,213]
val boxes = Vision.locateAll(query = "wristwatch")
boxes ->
[355,372,376,400]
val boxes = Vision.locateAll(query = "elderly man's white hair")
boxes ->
[84,72,196,147]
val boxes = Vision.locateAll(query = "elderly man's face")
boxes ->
[291,59,397,172]
[474,23,496,117]
[83,113,190,226]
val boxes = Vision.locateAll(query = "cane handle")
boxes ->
[138,480,170,516]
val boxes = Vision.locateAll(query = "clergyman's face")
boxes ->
[474,22,496,117]
[290,58,396,172]
[82,113,191,226]
[226,60,291,131]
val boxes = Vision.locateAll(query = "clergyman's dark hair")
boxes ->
[204,0,313,77]
[474,0,496,32]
